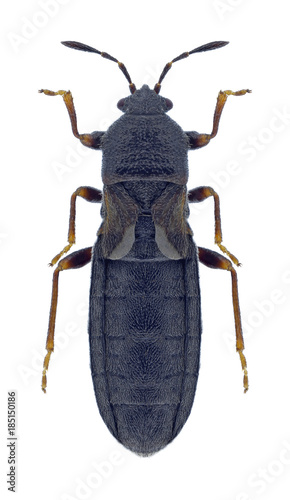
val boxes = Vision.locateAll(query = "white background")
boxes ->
[1,1,290,499]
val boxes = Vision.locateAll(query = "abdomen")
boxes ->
[89,217,201,455]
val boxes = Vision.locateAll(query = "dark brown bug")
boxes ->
[40,41,250,455]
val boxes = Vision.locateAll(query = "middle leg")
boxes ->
[50,186,102,266]
[188,186,240,266]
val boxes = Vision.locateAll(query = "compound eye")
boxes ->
[117,98,126,111]
[165,98,173,110]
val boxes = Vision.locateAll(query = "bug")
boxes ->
[40,40,250,456]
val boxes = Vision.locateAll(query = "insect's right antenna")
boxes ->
[154,41,229,94]
[61,41,136,94]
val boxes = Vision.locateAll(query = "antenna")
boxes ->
[154,41,229,94]
[61,41,136,94]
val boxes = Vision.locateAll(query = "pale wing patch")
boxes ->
[107,224,136,259]
[155,224,182,260]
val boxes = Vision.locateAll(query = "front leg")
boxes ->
[186,88,251,149]
[39,89,105,149]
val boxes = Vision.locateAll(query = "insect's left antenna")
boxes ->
[61,41,136,94]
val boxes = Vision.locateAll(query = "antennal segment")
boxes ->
[61,41,136,94]
[154,41,229,94]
